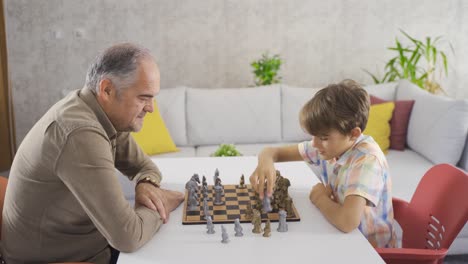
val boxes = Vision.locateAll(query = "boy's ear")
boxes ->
[350,127,362,141]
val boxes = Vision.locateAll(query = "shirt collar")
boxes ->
[335,134,365,165]
[79,87,117,140]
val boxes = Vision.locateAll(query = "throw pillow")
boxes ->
[364,102,395,153]
[131,101,178,155]
[370,95,415,150]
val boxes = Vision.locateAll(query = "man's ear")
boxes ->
[97,78,114,101]
[350,127,362,141]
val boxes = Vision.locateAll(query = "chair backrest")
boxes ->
[0,176,8,239]
[397,164,468,250]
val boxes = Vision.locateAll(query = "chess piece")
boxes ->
[203,198,210,219]
[239,174,246,188]
[221,225,230,243]
[187,189,199,211]
[286,197,294,217]
[185,173,200,192]
[244,202,253,219]
[213,168,219,185]
[251,209,262,234]
[262,189,272,213]
[213,185,224,205]
[277,209,288,232]
[263,219,271,237]
[206,216,215,234]
[234,218,243,237]
[202,175,207,186]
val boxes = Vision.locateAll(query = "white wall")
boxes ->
[5,0,468,145]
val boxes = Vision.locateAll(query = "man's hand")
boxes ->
[309,183,333,205]
[135,183,184,224]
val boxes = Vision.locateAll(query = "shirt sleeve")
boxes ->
[342,155,384,207]
[298,140,324,183]
[114,132,162,185]
[55,127,162,252]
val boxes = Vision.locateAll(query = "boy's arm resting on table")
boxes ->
[55,128,164,253]
[310,186,366,233]
[250,145,302,197]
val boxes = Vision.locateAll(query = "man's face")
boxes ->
[106,59,160,132]
[311,129,356,161]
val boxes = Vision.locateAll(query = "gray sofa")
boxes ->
[119,79,468,254]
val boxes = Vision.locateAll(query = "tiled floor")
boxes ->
[445,255,468,264]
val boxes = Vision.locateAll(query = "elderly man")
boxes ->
[1,43,184,263]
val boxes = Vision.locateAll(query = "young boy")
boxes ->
[250,79,396,248]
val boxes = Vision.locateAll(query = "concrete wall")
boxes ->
[5,0,468,145]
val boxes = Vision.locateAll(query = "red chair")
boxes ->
[0,176,91,264]
[376,164,468,264]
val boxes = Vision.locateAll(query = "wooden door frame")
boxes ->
[0,0,16,171]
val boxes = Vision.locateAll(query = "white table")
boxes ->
[118,157,384,263]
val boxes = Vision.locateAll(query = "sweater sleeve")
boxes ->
[114,132,162,185]
[55,127,162,253]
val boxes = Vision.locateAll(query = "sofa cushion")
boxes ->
[364,82,398,101]
[386,149,434,201]
[370,95,415,150]
[364,102,394,153]
[156,87,188,146]
[186,85,281,145]
[397,80,468,165]
[131,100,179,155]
[281,85,320,142]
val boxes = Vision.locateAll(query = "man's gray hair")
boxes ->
[85,43,153,94]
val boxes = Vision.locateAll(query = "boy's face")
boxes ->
[311,128,360,161]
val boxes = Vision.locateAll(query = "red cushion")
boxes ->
[370,95,415,150]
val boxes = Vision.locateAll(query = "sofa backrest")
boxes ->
[280,85,320,142]
[156,87,188,146]
[186,85,282,145]
[396,80,468,169]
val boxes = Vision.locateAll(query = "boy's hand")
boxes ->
[249,165,276,199]
[309,183,333,205]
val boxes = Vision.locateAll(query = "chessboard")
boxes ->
[182,184,301,225]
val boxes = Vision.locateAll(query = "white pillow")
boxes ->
[156,87,187,146]
[397,80,468,165]
[281,85,320,142]
[364,82,398,101]
[186,85,281,146]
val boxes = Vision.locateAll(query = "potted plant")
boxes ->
[212,144,242,157]
[365,30,453,94]
[251,52,282,86]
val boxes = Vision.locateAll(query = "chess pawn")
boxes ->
[277,209,288,232]
[221,225,230,243]
[239,174,246,188]
[234,218,243,237]
[263,220,271,237]
[244,202,253,219]
[251,209,262,234]
[206,216,215,234]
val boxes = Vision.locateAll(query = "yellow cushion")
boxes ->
[131,101,178,155]
[364,102,395,153]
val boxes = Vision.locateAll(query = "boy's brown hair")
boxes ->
[299,79,370,136]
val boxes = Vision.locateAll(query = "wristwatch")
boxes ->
[137,176,160,188]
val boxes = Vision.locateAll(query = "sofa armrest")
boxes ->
[458,137,468,172]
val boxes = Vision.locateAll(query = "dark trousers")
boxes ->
[110,247,120,264]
